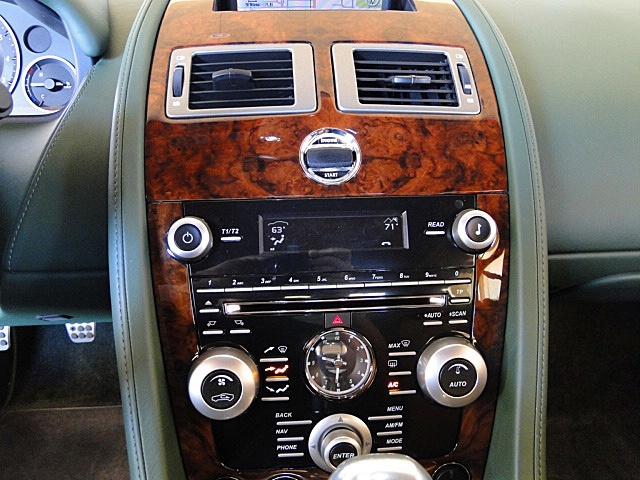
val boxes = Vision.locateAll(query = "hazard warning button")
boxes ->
[324,312,352,329]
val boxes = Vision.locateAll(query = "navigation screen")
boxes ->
[237,0,382,11]
[259,211,408,253]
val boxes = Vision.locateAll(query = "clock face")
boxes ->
[304,328,376,399]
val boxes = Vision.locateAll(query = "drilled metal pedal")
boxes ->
[0,326,10,351]
[65,322,96,343]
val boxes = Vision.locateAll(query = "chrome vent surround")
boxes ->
[332,43,480,115]
[166,44,316,118]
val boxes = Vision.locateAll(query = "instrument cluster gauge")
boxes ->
[304,328,376,399]
[0,15,20,93]
[24,56,76,112]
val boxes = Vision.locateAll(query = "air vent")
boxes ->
[167,44,316,118]
[332,44,480,115]
[353,50,458,107]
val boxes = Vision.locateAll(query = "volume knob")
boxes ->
[451,209,497,254]
[417,337,487,408]
[188,347,259,420]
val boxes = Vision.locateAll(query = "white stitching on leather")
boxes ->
[468,1,549,478]
[501,23,549,480]
[111,1,156,477]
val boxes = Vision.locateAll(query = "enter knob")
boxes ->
[308,414,372,472]
[451,209,497,254]
[416,337,487,408]
[321,428,362,469]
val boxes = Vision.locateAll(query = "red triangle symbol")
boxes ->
[332,315,344,325]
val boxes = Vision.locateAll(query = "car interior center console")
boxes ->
[109,0,546,479]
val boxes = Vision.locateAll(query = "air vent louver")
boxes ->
[190,50,295,110]
[332,44,480,115]
[167,44,316,118]
[353,50,458,107]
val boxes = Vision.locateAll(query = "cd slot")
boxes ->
[223,295,446,316]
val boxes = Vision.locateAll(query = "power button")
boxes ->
[167,216,213,262]
[175,224,202,251]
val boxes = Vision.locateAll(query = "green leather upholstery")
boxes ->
[109,1,186,477]
[454,1,548,478]
[0,0,133,326]
[40,0,110,57]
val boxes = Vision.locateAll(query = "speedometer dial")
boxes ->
[0,15,20,93]
[304,328,376,399]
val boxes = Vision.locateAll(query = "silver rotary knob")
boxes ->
[451,209,497,254]
[188,347,259,420]
[166,216,213,262]
[308,414,372,472]
[417,337,487,408]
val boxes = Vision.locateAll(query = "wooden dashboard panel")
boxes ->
[145,0,506,201]
[145,0,508,478]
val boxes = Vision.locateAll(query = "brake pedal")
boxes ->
[0,326,10,351]
[65,322,96,343]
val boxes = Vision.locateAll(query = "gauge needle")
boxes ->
[30,79,70,91]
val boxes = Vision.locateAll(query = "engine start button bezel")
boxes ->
[299,128,361,185]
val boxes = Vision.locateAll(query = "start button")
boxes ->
[299,128,361,185]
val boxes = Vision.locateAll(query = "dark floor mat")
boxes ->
[6,323,121,409]
[546,297,640,480]
[0,406,129,480]
[547,408,640,480]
